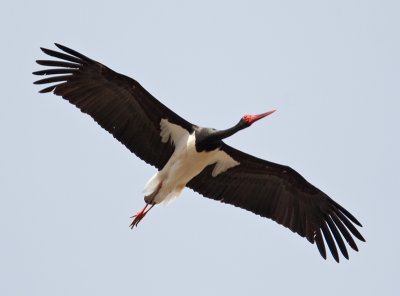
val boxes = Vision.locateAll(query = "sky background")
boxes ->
[1,1,399,295]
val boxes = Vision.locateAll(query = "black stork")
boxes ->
[33,44,365,262]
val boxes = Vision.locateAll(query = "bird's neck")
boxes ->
[209,121,247,142]
[195,120,248,152]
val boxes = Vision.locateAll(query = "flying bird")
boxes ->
[33,44,365,262]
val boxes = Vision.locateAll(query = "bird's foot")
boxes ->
[130,182,161,228]
[130,203,155,228]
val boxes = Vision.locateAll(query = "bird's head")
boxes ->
[202,109,277,145]
[241,109,276,127]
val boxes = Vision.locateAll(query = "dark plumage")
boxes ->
[34,44,365,262]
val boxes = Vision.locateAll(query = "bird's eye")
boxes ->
[242,115,252,123]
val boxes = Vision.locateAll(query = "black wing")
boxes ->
[187,143,365,262]
[34,44,194,169]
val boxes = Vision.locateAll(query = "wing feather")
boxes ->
[187,143,365,262]
[34,44,194,169]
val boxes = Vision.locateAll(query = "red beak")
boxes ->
[244,109,276,125]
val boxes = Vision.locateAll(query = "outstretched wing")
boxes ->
[34,44,194,169]
[187,143,365,262]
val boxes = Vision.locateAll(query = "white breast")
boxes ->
[143,119,239,204]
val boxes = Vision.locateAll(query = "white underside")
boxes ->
[144,119,239,204]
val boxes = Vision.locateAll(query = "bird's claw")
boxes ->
[129,203,155,229]
[130,211,146,228]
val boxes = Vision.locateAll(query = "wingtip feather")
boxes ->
[54,43,91,61]
[38,85,56,93]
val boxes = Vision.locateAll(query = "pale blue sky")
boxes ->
[1,1,399,295]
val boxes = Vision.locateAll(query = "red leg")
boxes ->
[130,203,155,228]
[129,182,162,228]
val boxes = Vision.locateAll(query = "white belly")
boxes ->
[143,119,239,204]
